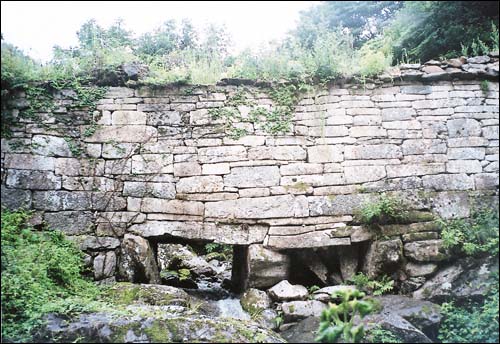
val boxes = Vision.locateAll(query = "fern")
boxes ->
[347,273,394,296]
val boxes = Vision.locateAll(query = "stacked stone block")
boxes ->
[1,67,499,283]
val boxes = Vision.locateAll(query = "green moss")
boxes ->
[421,304,432,316]
[104,284,141,305]
[144,320,172,343]
[401,211,435,223]
[356,185,368,193]
[327,195,336,201]
[111,322,143,342]
[285,182,311,192]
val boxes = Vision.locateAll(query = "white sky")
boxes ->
[1,1,318,62]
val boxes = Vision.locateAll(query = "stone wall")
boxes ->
[1,58,499,285]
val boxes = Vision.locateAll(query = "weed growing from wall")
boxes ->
[358,194,408,226]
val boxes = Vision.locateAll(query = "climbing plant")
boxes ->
[209,83,312,139]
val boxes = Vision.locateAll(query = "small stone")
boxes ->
[281,300,327,322]
[240,288,272,312]
[467,55,490,64]
[268,280,308,301]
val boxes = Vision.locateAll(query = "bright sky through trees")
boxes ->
[1,1,317,61]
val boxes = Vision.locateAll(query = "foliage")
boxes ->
[274,310,284,329]
[293,1,403,48]
[439,208,499,257]
[346,273,395,296]
[359,194,407,225]
[365,325,400,343]
[315,289,374,343]
[438,272,499,343]
[481,80,490,93]
[387,2,499,62]
[204,243,233,261]
[307,285,321,300]
[2,1,498,91]
[1,208,102,341]
[230,29,372,83]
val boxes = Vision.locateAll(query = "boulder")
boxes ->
[157,243,217,278]
[280,317,320,343]
[247,244,290,289]
[404,240,449,262]
[337,245,359,281]
[280,300,327,322]
[240,288,272,313]
[400,277,427,294]
[104,282,190,306]
[258,309,280,331]
[118,234,160,284]
[268,280,308,301]
[36,281,285,342]
[38,312,286,343]
[363,239,403,279]
[93,251,117,280]
[361,295,441,343]
[294,250,329,285]
[413,257,498,303]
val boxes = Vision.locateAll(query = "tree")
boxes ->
[389,1,499,62]
[179,19,198,50]
[199,23,231,58]
[293,1,403,48]
[135,20,180,57]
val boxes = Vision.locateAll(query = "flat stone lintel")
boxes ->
[265,230,351,249]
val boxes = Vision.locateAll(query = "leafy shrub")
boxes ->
[204,243,233,261]
[359,194,407,225]
[1,209,101,341]
[346,273,394,296]
[438,272,499,343]
[365,325,400,343]
[439,208,499,257]
[315,289,374,343]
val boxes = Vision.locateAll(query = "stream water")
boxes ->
[184,280,251,320]
[215,298,251,320]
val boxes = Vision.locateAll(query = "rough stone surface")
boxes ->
[157,243,217,277]
[247,244,290,289]
[280,316,320,343]
[363,239,404,279]
[413,257,498,302]
[93,251,117,280]
[268,280,308,301]
[404,240,449,262]
[308,146,343,163]
[405,262,439,277]
[312,285,358,303]
[205,195,308,219]
[44,211,95,235]
[361,295,441,343]
[280,300,327,322]
[225,166,280,187]
[240,288,272,312]
[118,234,161,284]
